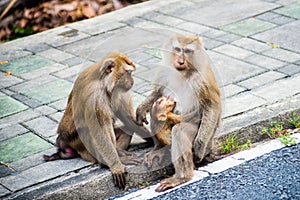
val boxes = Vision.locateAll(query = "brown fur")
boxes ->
[44,52,156,189]
[150,96,182,146]
[136,35,222,192]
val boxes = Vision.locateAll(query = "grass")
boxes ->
[261,111,299,147]
[220,135,252,154]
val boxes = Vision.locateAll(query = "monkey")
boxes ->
[136,35,222,192]
[150,96,182,146]
[43,51,157,189]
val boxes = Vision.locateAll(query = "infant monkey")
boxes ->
[150,96,182,146]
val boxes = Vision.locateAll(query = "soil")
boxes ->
[0,0,148,42]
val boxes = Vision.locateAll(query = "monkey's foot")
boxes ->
[119,155,142,165]
[144,149,167,168]
[155,177,187,192]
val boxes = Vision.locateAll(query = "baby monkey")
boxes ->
[150,96,182,146]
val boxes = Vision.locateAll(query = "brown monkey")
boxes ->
[136,35,222,192]
[44,52,156,189]
[150,96,182,146]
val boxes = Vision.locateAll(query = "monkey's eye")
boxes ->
[174,47,181,53]
[184,49,193,54]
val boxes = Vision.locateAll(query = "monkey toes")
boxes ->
[155,177,182,192]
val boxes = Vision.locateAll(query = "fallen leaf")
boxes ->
[0,60,8,65]
[5,71,12,76]
[266,42,280,48]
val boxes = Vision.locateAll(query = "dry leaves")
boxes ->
[0,0,147,42]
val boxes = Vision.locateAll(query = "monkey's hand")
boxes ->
[117,148,143,165]
[136,107,148,125]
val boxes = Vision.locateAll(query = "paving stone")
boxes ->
[252,73,300,103]
[37,48,74,62]
[68,18,127,35]
[245,54,287,70]
[52,61,93,79]
[59,56,87,67]
[222,18,277,36]
[277,64,300,75]
[0,109,40,129]
[38,26,91,47]
[273,2,300,19]
[232,38,272,53]
[33,106,57,116]
[176,21,212,35]
[267,14,296,25]
[201,37,224,50]
[49,112,64,123]
[21,79,73,104]
[221,84,246,98]
[48,99,68,111]
[9,148,57,172]
[24,43,52,53]
[0,72,23,89]
[262,48,300,63]
[237,70,286,89]
[0,158,89,192]
[213,44,254,59]
[256,12,283,21]
[223,92,266,118]
[0,124,28,142]
[0,96,28,119]
[23,116,58,138]
[0,185,10,197]
[0,48,32,61]
[207,51,266,86]
[202,29,228,39]
[276,0,298,5]
[0,55,55,75]
[11,93,42,108]
[0,132,53,163]
[252,20,300,53]
[142,12,185,26]
[8,75,58,92]
[19,63,66,80]
[215,33,242,43]
[171,0,280,27]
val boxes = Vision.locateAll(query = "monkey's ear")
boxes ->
[157,113,167,121]
[102,59,115,74]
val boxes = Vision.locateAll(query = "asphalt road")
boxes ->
[153,143,300,200]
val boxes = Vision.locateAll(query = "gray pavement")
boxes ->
[0,0,300,199]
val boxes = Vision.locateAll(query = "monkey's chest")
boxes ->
[162,83,197,114]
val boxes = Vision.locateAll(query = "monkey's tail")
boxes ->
[43,147,77,161]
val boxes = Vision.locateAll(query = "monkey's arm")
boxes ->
[193,104,221,162]
[136,87,161,125]
[167,112,182,124]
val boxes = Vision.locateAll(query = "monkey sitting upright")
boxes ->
[150,96,182,146]
[43,52,158,189]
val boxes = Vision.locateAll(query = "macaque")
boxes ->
[150,96,182,146]
[44,52,156,189]
[136,35,222,192]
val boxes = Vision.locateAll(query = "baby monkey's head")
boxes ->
[151,96,176,121]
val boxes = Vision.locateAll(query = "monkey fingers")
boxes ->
[136,108,149,125]
[119,156,142,165]
[117,148,136,157]
[113,172,126,189]
[143,149,166,168]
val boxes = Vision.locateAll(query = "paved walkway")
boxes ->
[0,0,300,199]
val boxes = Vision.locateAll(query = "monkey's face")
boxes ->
[152,96,176,121]
[171,36,199,72]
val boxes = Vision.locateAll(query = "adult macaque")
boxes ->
[44,52,156,189]
[150,96,182,146]
[136,35,222,192]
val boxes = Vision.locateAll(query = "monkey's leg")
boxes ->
[156,123,197,192]
[114,126,133,150]
[193,107,220,162]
